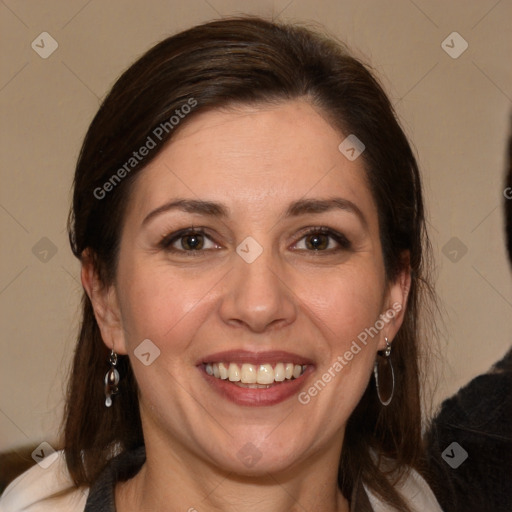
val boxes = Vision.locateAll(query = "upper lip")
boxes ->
[198,350,315,366]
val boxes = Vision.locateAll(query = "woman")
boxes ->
[0,17,442,511]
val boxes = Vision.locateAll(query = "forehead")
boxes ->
[127,99,377,227]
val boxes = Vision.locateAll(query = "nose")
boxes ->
[218,244,297,334]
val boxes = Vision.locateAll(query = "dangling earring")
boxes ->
[104,349,120,407]
[373,337,395,406]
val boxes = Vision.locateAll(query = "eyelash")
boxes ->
[158,226,351,255]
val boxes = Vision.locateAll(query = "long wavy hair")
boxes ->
[64,16,436,510]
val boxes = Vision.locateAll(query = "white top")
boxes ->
[364,471,443,512]
[0,451,88,511]
[0,450,443,511]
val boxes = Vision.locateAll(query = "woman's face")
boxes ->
[88,99,409,475]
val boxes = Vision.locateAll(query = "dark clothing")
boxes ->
[425,348,512,512]
[84,446,145,512]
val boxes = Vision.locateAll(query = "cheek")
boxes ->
[296,272,382,417]
[297,264,385,345]
[116,260,222,350]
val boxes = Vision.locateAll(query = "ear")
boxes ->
[378,251,412,351]
[81,251,128,355]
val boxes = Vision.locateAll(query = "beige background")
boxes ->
[1,0,511,452]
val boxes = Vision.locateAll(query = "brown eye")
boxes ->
[159,228,219,253]
[294,227,351,252]
[305,233,329,250]
[180,233,204,250]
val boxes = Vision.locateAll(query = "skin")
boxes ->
[83,99,411,511]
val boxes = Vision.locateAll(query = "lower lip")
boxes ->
[199,365,313,406]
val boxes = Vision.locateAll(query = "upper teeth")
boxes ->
[205,362,306,384]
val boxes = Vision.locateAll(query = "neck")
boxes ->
[116,436,349,512]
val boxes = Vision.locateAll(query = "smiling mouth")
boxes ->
[204,362,307,388]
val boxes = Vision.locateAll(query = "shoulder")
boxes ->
[0,450,88,512]
[364,466,444,512]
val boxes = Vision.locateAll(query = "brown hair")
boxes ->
[64,16,436,510]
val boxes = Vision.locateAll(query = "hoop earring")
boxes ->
[373,337,394,406]
[104,349,120,408]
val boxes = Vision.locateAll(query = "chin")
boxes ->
[202,436,307,477]
[222,454,300,478]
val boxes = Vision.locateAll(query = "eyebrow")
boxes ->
[142,197,367,227]
[285,198,367,227]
